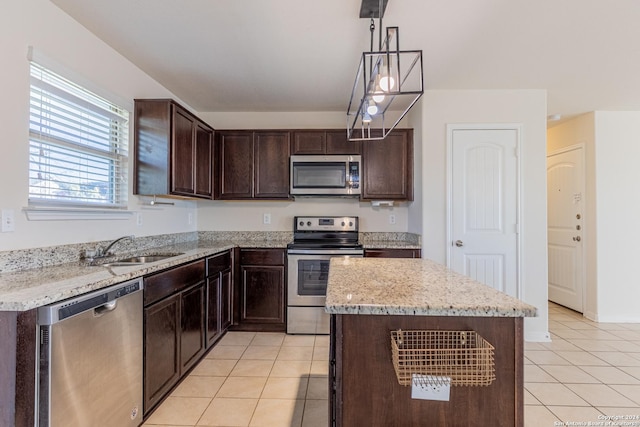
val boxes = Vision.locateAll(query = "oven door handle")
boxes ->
[287,249,364,256]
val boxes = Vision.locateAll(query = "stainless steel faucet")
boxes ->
[95,235,135,258]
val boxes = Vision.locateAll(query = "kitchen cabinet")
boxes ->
[134,99,214,199]
[361,129,413,201]
[215,130,290,200]
[205,250,233,348]
[234,248,286,332]
[143,259,206,415]
[364,248,422,258]
[291,130,361,155]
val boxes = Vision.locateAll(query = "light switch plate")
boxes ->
[263,213,271,225]
[411,375,451,401]
[1,209,15,232]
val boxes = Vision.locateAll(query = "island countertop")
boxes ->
[325,257,537,317]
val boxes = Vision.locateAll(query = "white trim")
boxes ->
[445,123,523,298]
[23,207,133,221]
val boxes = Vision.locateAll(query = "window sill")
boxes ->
[23,207,133,221]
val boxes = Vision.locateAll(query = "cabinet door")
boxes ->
[216,131,254,199]
[326,130,361,154]
[180,283,205,375]
[240,265,285,325]
[171,106,196,195]
[254,131,291,199]
[194,122,213,198]
[220,269,233,331]
[292,131,326,154]
[205,275,221,348]
[144,294,180,414]
[361,129,413,200]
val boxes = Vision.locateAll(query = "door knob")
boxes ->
[455,240,464,247]
[573,236,581,242]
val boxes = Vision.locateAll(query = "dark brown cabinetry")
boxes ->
[364,248,422,258]
[233,248,286,331]
[291,130,361,155]
[205,250,233,348]
[215,131,290,200]
[361,129,413,201]
[143,260,206,415]
[134,99,214,199]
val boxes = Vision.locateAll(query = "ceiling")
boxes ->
[51,0,640,123]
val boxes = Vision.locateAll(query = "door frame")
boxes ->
[546,143,587,312]
[445,123,523,298]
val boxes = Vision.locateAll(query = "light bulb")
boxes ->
[362,112,372,123]
[379,75,395,92]
[366,100,378,115]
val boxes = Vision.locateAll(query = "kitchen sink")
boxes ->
[94,253,184,267]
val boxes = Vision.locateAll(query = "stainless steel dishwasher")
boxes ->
[37,278,144,427]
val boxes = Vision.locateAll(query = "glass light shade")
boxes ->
[379,75,395,92]
[366,100,378,115]
[362,112,372,123]
[372,92,385,103]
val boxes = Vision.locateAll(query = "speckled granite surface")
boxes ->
[360,232,421,249]
[325,257,537,317]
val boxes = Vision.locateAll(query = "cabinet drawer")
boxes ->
[207,251,231,276]
[144,260,206,306]
[240,248,285,265]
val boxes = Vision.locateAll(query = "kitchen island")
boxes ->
[326,257,536,427]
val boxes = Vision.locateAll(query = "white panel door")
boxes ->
[450,128,519,297]
[547,146,584,312]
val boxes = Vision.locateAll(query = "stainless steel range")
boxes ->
[287,216,363,334]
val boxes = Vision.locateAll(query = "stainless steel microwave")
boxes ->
[290,155,361,196]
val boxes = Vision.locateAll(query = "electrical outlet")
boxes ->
[136,212,143,226]
[263,213,271,225]
[411,375,451,401]
[1,209,15,232]
[389,214,396,225]
[188,212,193,225]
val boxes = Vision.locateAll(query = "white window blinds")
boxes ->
[28,62,129,208]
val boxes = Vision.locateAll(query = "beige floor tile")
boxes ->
[600,340,640,352]
[251,332,285,346]
[302,399,328,427]
[207,345,247,360]
[557,321,599,330]
[620,366,640,381]
[614,384,640,406]
[277,346,314,361]
[525,383,589,406]
[540,365,599,384]
[524,389,541,405]
[241,345,280,360]
[525,365,558,383]
[306,377,328,400]
[596,407,640,417]
[555,351,610,366]
[524,356,533,365]
[283,335,316,347]
[229,360,274,377]
[145,396,211,425]
[310,360,329,376]
[312,346,329,361]
[524,405,560,427]
[547,405,605,424]
[270,360,312,377]
[541,339,582,352]
[524,341,548,350]
[566,339,620,352]
[569,383,638,407]
[580,366,640,385]
[249,399,304,427]
[609,330,640,340]
[591,352,640,367]
[192,359,238,377]
[261,377,308,399]
[218,332,256,346]
[574,329,623,340]
[217,376,268,398]
[525,350,571,365]
[314,336,330,347]
[197,397,258,426]
[172,375,226,398]
[552,329,590,340]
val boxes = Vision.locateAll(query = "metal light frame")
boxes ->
[347,25,424,141]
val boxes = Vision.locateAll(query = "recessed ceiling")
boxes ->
[51,0,640,122]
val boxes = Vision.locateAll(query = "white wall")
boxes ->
[420,90,549,342]
[197,111,413,233]
[0,0,197,251]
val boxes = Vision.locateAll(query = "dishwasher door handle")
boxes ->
[94,300,118,316]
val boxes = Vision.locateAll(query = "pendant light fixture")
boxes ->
[346,0,424,141]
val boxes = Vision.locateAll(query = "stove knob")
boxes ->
[341,221,345,226]
[349,221,353,227]
[299,221,304,227]
[307,221,312,226]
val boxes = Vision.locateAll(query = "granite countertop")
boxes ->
[0,239,289,312]
[325,257,537,317]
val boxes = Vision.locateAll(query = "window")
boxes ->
[28,62,129,209]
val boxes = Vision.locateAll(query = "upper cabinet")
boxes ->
[215,130,291,200]
[361,129,413,201]
[291,130,361,155]
[134,99,214,199]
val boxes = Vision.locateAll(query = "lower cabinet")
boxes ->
[143,260,206,416]
[205,250,233,348]
[364,248,422,258]
[234,248,286,332]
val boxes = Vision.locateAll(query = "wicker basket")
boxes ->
[390,330,496,387]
